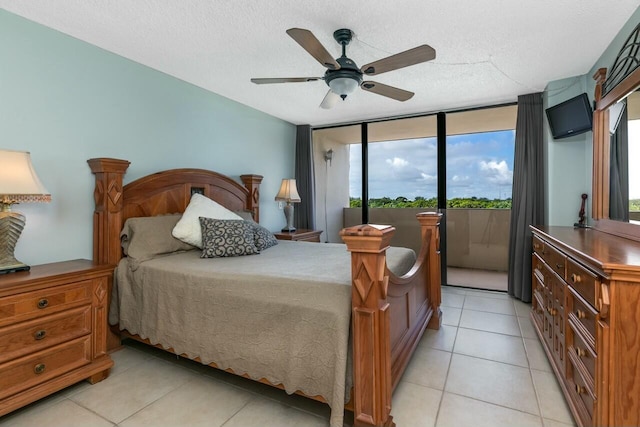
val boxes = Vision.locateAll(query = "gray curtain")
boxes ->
[294,125,316,230]
[508,93,545,302]
[609,102,629,221]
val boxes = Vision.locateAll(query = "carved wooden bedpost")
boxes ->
[87,158,130,265]
[417,212,443,329]
[87,158,130,350]
[240,174,263,223]
[341,224,396,427]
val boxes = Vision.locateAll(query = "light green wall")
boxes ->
[544,74,591,225]
[544,7,640,226]
[0,10,296,265]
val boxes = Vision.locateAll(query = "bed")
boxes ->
[88,158,442,427]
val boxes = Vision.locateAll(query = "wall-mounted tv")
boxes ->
[545,93,593,139]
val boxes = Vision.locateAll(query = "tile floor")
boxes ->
[447,267,508,292]
[0,286,575,427]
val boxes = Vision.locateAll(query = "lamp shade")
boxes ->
[274,179,301,203]
[328,76,360,97]
[0,150,51,204]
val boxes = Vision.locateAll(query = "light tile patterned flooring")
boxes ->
[0,286,575,427]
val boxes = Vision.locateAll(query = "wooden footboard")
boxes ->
[88,158,441,427]
[341,214,442,427]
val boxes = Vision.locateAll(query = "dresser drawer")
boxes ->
[0,281,92,328]
[532,291,545,330]
[568,321,596,383]
[567,287,597,350]
[0,306,91,364]
[0,336,91,400]
[566,258,599,309]
[568,353,596,424]
[541,243,567,279]
[532,235,545,256]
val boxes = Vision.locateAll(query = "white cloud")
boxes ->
[450,175,471,187]
[420,173,438,183]
[386,157,409,168]
[479,160,513,185]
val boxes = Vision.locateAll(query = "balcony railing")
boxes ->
[344,208,510,272]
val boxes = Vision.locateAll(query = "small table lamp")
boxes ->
[275,178,301,232]
[0,150,51,274]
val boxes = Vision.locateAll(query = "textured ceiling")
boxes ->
[1,1,638,126]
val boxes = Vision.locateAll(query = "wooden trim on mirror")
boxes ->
[592,63,640,242]
[592,68,608,220]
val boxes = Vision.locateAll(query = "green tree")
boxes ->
[349,197,511,209]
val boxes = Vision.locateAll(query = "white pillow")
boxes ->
[172,193,242,248]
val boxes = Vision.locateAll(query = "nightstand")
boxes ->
[274,229,323,243]
[0,259,114,416]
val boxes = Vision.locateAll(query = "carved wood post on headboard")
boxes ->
[87,158,130,265]
[340,224,396,427]
[240,174,263,223]
[88,158,130,351]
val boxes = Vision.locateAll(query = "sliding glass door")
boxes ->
[314,104,516,289]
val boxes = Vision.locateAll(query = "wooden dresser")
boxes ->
[530,226,640,427]
[0,260,114,416]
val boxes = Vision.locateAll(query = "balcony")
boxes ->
[343,207,510,291]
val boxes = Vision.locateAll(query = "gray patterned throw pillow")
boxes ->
[250,222,278,251]
[199,217,259,258]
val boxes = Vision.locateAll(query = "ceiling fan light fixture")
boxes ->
[328,76,360,99]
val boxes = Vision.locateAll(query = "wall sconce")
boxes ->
[275,179,301,232]
[324,149,334,166]
[0,150,51,273]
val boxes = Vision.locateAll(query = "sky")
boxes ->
[349,130,516,200]
[629,120,639,199]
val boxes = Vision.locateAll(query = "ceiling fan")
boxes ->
[251,28,436,109]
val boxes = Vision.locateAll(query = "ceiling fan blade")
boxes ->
[320,90,340,109]
[360,45,436,76]
[251,77,322,84]
[361,81,414,101]
[286,28,341,70]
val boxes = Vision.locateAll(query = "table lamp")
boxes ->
[275,178,301,232]
[0,150,51,273]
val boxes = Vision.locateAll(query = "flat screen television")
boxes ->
[545,93,593,139]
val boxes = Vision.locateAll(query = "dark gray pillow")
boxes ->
[250,222,278,251]
[233,210,256,222]
[199,217,259,258]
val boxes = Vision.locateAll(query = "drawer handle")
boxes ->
[576,347,586,358]
[571,273,582,283]
[575,384,586,395]
[576,309,586,319]
[556,263,564,270]
[34,330,47,340]
[37,298,49,309]
[534,243,541,250]
[34,363,46,375]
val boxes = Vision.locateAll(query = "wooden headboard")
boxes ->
[88,158,263,266]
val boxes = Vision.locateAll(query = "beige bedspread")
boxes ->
[111,241,415,427]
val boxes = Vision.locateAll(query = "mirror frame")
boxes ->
[592,62,640,241]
